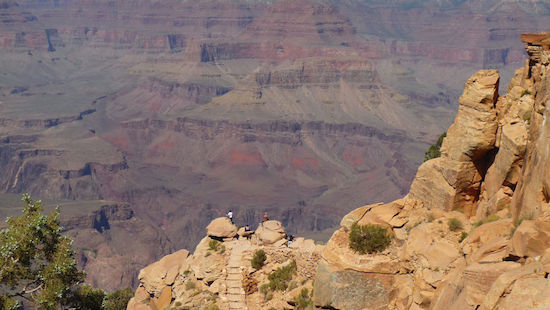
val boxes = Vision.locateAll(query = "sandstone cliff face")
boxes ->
[312,34,550,310]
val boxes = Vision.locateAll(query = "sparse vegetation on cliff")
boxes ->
[424,132,447,161]
[348,223,391,254]
[251,249,267,270]
[291,288,313,310]
[260,260,298,299]
[447,218,463,231]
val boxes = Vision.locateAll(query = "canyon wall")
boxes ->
[1,0,550,289]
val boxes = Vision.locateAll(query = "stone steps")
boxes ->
[222,240,249,310]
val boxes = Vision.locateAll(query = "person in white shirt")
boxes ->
[227,210,233,223]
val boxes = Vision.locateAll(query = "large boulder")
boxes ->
[493,276,550,310]
[511,214,550,257]
[137,249,190,296]
[254,220,286,245]
[313,261,394,310]
[206,217,238,238]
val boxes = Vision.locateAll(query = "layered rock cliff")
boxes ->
[2,0,550,290]
[130,33,550,309]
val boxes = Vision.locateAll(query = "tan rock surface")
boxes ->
[409,70,499,215]
[154,286,172,310]
[206,217,238,238]
[495,277,550,310]
[463,261,520,306]
[511,216,550,257]
[480,262,543,310]
[137,249,189,296]
[322,228,401,274]
[253,220,286,245]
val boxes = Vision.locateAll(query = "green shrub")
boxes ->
[348,223,392,254]
[209,239,220,251]
[203,304,219,310]
[521,89,532,97]
[73,284,106,310]
[427,214,435,222]
[472,220,484,229]
[289,280,298,291]
[185,281,196,291]
[251,249,267,270]
[266,260,297,291]
[259,283,270,296]
[292,288,313,310]
[522,110,532,122]
[424,132,447,161]
[103,287,134,310]
[459,232,468,243]
[448,218,463,232]
[486,214,500,223]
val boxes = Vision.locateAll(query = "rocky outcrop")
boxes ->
[252,220,286,246]
[206,217,238,239]
[314,33,550,310]
[408,69,499,216]
[127,217,323,310]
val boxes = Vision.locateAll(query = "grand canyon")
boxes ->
[1,0,550,291]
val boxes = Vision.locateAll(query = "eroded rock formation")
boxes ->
[313,33,550,310]
[127,218,322,310]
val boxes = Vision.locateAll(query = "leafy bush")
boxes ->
[292,288,313,310]
[521,89,532,97]
[73,284,106,310]
[472,220,484,229]
[209,239,220,251]
[348,223,392,254]
[459,232,468,243]
[260,260,298,294]
[448,218,463,231]
[103,287,133,310]
[268,260,297,291]
[251,249,267,270]
[0,194,84,309]
[424,132,447,161]
[259,284,270,296]
[486,214,500,223]
[185,281,196,291]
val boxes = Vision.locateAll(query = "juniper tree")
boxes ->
[0,194,84,309]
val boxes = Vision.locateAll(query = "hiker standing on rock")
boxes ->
[227,210,233,223]
[263,212,269,222]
